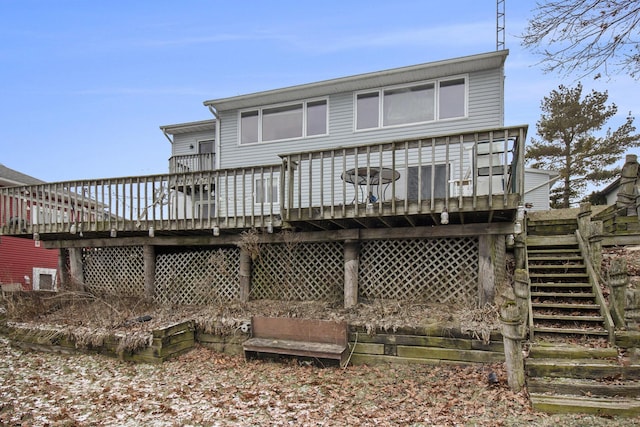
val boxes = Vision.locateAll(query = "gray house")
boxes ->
[2,49,533,309]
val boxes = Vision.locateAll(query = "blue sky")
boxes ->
[0,0,637,182]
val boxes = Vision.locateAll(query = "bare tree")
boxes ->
[522,1,640,79]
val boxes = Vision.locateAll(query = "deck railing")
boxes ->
[1,126,526,238]
[169,153,215,174]
[0,165,281,237]
[279,126,526,222]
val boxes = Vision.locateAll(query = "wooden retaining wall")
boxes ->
[2,320,505,366]
[348,325,504,365]
[3,320,195,364]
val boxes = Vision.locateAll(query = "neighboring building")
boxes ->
[523,168,559,211]
[0,164,59,290]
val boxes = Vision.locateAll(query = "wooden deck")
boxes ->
[1,126,526,242]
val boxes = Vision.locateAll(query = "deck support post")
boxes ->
[58,248,71,290]
[143,245,156,301]
[478,235,496,306]
[514,233,526,271]
[344,240,360,308]
[68,247,85,291]
[500,302,525,392]
[239,247,253,302]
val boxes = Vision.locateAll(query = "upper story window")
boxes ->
[240,99,328,144]
[355,77,466,130]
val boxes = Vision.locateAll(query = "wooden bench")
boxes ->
[243,316,348,367]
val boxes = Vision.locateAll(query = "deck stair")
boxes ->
[527,234,608,340]
[526,343,640,416]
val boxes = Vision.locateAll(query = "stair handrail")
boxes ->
[575,229,615,344]
[519,231,535,342]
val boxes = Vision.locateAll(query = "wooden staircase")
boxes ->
[523,209,639,416]
[526,344,640,416]
[527,234,609,341]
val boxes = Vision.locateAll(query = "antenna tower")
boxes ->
[496,0,505,50]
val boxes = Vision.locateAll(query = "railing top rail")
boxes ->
[277,125,529,159]
[0,163,283,191]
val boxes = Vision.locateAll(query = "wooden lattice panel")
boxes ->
[251,241,343,301]
[359,238,479,303]
[83,247,145,297]
[155,248,240,305]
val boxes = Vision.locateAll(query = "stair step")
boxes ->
[528,378,640,398]
[528,264,586,271]
[528,344,618,360]
[527,250,581,257]
[526,358,637,379]
[530,273,589,279]
[533,314,604,322]
[531,282,592,289]
[531,292,595,298]
[527,255,583,261]
[532,327,608,336]
[527,235,578,246]
[529,393,640,416]
[532,302,600,310]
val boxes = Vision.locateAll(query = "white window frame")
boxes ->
[254,177,279,205]
[239,98,329,145]
[33,267,57,291]
[354,75,468,131]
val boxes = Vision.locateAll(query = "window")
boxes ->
[307,100,327,135]
[383,84,434,126]
[240,99,327,144]
[356,77,466,130]
[263,104,303,141]
[407,164,448,200]
[356,92,379,130]
[33,268,57,291]
[199,140,214,154]
[195,201,216,218]
[439,78,465,119]
[255,178,278,204]
[241,110,259,144]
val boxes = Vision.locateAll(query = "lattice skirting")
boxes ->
[83,247,145,297]
[154,247,240,305]
[359,238,479,303]
[251,241,343,301]
[80,237,482,305]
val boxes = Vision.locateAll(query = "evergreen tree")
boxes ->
[527,83,640,208]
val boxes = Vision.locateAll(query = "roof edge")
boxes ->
[204,50,508,111]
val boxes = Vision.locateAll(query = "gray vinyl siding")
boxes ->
[523,170,557,211]
[217,67,504,170]
[171,130,216,157]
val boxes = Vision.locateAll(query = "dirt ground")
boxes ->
[3,336,640,427]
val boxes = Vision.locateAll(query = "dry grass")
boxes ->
[1,289,501,353]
